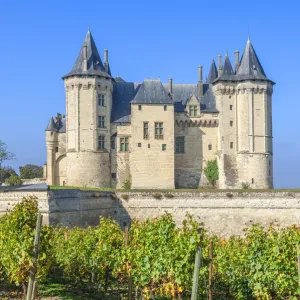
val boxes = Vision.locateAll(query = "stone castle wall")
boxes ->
[1,189,298,237]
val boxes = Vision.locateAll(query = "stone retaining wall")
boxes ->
[0,188,299,236]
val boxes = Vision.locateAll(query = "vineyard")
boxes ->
[0,197,299,299]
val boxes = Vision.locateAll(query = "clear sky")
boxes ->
[0,0,299,188]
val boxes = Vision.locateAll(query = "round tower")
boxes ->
[45,117,58,185]
[213,38,274,189]
[62,29,114,188]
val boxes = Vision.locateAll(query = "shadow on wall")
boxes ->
[48,189,132,229]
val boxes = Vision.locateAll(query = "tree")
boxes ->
[0,140,15,170]
[204,159,219,188]
[19,164,43,179]
[5,174,23,186]
[0,166,17,184]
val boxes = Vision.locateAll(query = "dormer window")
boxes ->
[189,105,198,117]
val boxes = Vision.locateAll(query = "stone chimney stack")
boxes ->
[104,49,109,73]
[168,78,173,94]
[235,50,240,72]
[218,55,222,76]
[198,66,203,97]
[82,44,88,71]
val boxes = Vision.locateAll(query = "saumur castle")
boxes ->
[45,29,274,189]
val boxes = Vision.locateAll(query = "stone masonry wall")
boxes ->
[0,189,299,237]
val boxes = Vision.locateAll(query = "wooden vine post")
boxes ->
[124,226,133,300]
[297,245,300,287]
[208,239,213,300]
[191,227,203,300]
[26,213,43,300]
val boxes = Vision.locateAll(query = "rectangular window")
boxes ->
[111,173,116,179]
[98,116,105,128]
[98,135,105,150]
[98,94,105,106]
[252,178,254,184]
[175,136,185,153]
[164,105,167,111]
[148,144,150,148]
[138,143,141,147]
[55,147,59,153]
[230,142,233,149]
[155,122,163,139]
[162,144,166,151]
[230,105,233,110]
[230,120,233,127]
[111,136,116,150]
[189,105,198,117]
[138,105,142,111]
[120,137,129,152]
[143,122,149,139]
[208,144,212,150]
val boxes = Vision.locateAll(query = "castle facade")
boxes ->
[45,29,274,189]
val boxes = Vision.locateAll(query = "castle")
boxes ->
[45,29,274,189]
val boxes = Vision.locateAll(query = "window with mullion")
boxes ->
[155,122,163,138]
[143,122,149,139]
[98,135,105,150]
[175,136,185,153]
[98,94,105,106]
[189,105,198,116]
[120,137,129,152]
[98,116,105,128]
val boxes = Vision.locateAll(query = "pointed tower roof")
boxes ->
[219,54,235,80]
[236,38,271,82]
[45,117,57,131]
[63,29,111,79]
[206,59,218,84]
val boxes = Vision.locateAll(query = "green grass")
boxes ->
[49,185,300,193]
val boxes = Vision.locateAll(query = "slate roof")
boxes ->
[131,79,173,104]
[213,39,274,84]
[62,29,111,79]
[206,59,218,83]
[45,116,66,132]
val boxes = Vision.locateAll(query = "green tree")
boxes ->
[5,174,23,186]
[0,140,15,170]
[204,159,219,187]
[19,164,43,179]
[0,166,17,184]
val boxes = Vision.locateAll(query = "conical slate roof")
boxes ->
[236,38,269,81]
[45,117,57,131]
[131,79,173,104]
[63,29,111,79]
[220,54,235,80]
[206,59,218,84]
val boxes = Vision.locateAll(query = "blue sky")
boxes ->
[0,0,299,188]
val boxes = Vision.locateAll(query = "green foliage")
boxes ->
[0,197,53,291]
[204,159,219,187]
[241,181,251,189]
[5,174,23,186]
[19,164,43,179]
[152,192,162,199]
[0,200,299,299]
[0,166,17,184]
[0,140,15,170]
[122,176,132,190]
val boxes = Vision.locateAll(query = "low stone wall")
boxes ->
[0,188,299,236]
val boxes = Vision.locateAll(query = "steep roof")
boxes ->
[131,79,173,104]
[45,117,57,131]
[63,29,111,79]
[236,38,270,82]
[206,59,218,83]
[220,54,235,80]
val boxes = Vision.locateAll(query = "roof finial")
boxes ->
[226,50,228,57]
[248,26,251,42]
[88,25,91,33]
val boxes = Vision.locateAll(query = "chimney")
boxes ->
[235,50,240,72]
[198,66,203,97]
[82,44,88,71]
[168,78,173,94]
[104,49,109,72]
[218,54,222,76]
